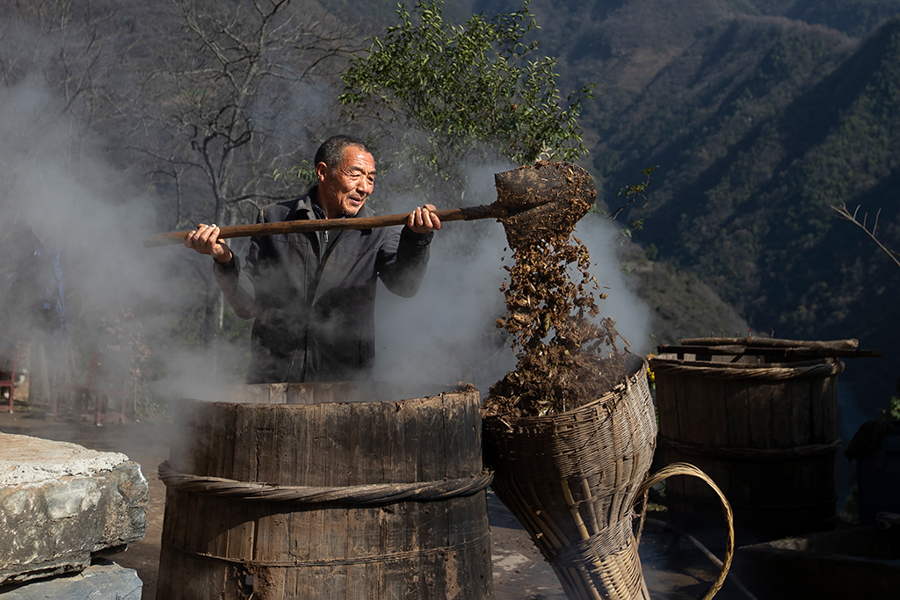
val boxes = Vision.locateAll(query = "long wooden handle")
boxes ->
[142,204,508,248]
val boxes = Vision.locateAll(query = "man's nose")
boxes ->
[360,178,374,195]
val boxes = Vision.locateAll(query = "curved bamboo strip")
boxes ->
[636,463,735,600]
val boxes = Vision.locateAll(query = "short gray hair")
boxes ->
[315,135,370,173]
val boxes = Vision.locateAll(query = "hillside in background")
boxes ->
[333,0,900,405]
[585,4,900,407]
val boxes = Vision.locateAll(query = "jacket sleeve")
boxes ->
[212,212,265,320]
[378,226,433,298]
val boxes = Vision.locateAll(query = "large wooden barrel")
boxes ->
[156,383,494,600]
[651,356,844,542]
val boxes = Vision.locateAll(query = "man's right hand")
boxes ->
[184,224,233,264]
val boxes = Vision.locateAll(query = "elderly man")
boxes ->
[185,135,441,383]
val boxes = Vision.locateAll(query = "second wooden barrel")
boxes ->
[651,357,843,542]
[156,382,494,599]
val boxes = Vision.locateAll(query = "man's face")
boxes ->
[316,146,376,218]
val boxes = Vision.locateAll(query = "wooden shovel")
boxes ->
[141,203,509,248]
[141,161,596,248]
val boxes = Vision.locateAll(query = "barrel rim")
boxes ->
[649,357,844,380]
[172,381,480,407]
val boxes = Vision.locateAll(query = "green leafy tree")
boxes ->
[339,0,593,206]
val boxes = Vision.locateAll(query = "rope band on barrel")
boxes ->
[158,461,493,506]
[161,533,490,568]
[658,436,841,460]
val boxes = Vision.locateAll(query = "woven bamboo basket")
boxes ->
[483,355,657,600]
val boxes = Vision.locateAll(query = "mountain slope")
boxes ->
[608,16,900,403]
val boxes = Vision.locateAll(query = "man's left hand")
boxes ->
[407,204,442,234]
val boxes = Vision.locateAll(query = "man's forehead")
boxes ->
[341,147,376,173]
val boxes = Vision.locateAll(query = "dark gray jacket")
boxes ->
[214,188,432,383]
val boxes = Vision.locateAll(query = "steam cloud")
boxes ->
[374,161,653,396]
[0,81,232,401]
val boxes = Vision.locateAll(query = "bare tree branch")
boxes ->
[832,201,900,270]
[130,0,358,231]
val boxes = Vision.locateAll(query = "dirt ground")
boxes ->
[0,407,747,600]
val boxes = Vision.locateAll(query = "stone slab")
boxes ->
[0,433,148,585]
[0,561,142,599]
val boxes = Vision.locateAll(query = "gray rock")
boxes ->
[0,433,148,585]
[0,561,142,599]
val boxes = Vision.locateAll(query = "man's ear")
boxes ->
[315,161,329,183]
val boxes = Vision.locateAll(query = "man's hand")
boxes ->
[406,204,442,234]
[184,224,233,264]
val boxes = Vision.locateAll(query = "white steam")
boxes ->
[374,167,653,396]
[0,81,214,400]
[577,215,653,357]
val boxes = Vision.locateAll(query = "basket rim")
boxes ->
[483,354,649,427]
